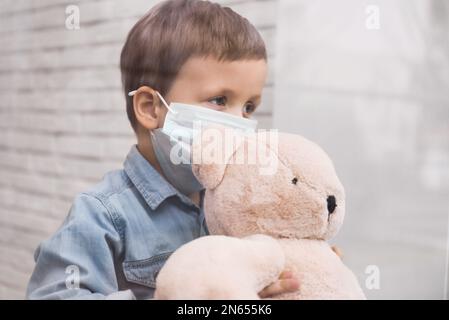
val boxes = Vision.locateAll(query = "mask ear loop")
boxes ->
[128,89,178,114]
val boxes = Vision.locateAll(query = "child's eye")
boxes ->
[208,96,227,106]
[243,103,256,116]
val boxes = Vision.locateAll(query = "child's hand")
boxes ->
[258,269,300,298]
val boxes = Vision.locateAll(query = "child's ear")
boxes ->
[191,126,245,190]
[133,86,163,130]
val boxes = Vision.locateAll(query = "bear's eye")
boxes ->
[291,177,298,185]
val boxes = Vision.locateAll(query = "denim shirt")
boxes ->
[26,145,209,300]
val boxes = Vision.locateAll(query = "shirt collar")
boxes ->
[124,145,203,210]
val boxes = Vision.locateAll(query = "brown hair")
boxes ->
[120,0,267,130]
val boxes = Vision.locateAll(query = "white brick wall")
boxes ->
[0,0,279,299]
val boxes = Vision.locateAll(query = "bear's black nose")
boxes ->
[327,195,337,214]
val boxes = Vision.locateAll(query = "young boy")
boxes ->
[26,0,299,299]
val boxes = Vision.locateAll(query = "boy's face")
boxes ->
[158,56,268,126]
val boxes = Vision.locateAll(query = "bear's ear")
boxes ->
[191,126,245,190]
[192,162,227,190]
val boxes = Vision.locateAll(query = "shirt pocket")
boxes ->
[122,251,173,288]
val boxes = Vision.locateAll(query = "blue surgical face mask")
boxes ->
[128,89,258,196]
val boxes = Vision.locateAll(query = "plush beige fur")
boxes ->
[155,130,365,299]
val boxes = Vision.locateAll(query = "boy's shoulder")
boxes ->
[83,168,134,201]
[65,168,136,231]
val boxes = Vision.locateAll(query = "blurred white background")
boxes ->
[0,0,448,299]
[274,0,449,299]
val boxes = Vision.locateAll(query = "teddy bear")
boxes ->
[154,129,366,299]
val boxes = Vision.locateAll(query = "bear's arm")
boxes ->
[154,234,285,299]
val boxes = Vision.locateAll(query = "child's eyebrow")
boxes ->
[216,88,262,102]
[250,94,262,102]
[246,93,262,104]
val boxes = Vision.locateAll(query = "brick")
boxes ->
[0,110,133,136]
[0,149,123,182]
[0,66,121,90]
[0,43,122,71]
[0,89,125,112]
